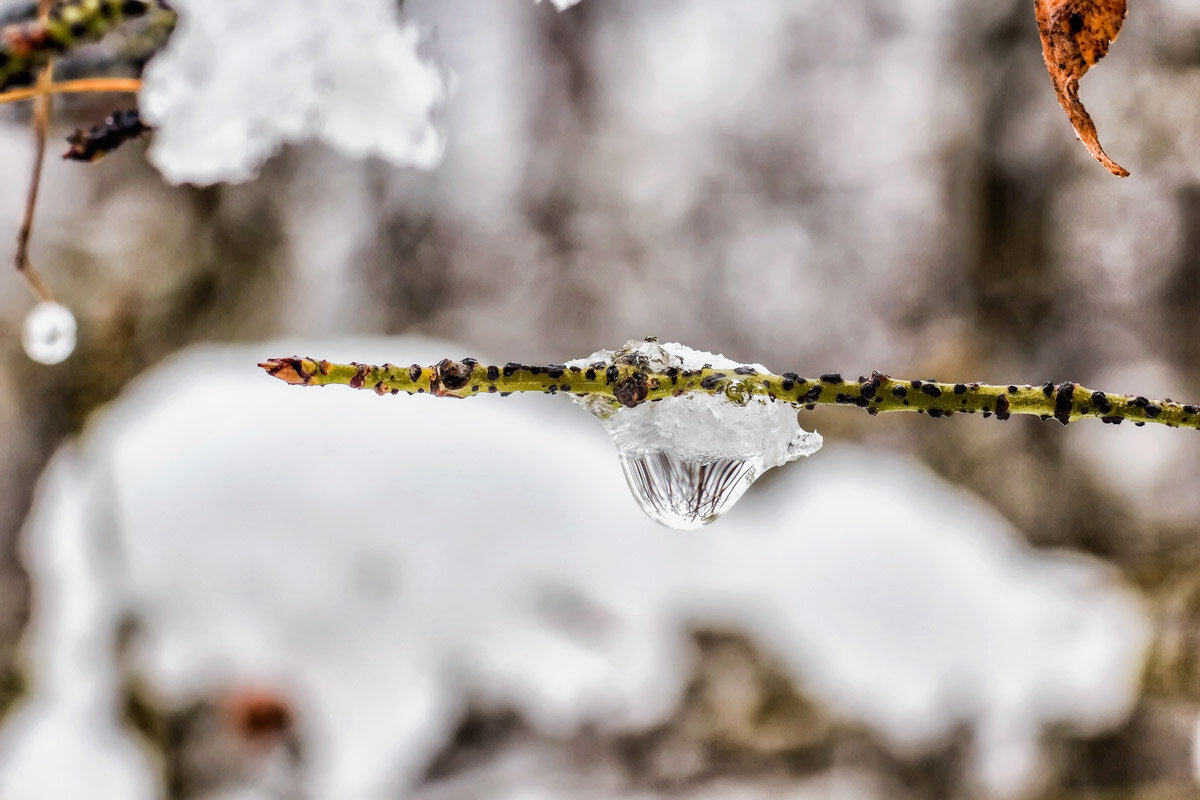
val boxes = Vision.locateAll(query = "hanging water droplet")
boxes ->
[617,451,760,530]
[569,340,823,530]
[21,301,77,365]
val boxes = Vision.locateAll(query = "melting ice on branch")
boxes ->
[566,340,822,530]
[140,0,447,185]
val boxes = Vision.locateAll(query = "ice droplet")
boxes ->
[568,339,823,530]
[22,302,77,365]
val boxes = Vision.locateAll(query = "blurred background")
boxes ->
[0,0,1197,797]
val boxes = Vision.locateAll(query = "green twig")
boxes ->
[0,0,170,92]
[259,355,1200,431]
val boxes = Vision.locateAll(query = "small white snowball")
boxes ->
[22,302,77,365]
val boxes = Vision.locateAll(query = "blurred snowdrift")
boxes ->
[0,337,1150,799]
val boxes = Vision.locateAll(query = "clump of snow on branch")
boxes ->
[140,0,447,185]
[571,339,819,467]
[568,340,821,529]
[536,0,585,9]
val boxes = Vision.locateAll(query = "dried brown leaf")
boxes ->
[1035,0,1129,176]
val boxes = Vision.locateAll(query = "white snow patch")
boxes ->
[2,338,1151,798]
[0,446,154,800]
[141,0,447,185]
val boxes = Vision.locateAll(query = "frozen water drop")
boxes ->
[22,302,77,365]
[568,340,823,529]
[617,452,762,530]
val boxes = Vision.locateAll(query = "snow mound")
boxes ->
[0,337,1152,799]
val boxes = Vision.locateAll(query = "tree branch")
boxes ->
[0,0,170,92]
[259,355,1200,431]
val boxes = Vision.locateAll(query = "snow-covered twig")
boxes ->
[260,351,1200,432]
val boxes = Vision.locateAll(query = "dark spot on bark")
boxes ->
[547,365,565,379]
[408,364,422,382]
[1068,11,1084,34]
[503,362,520,377]
[605,365,619,383]
[954,384,967,395]
[1091,391,1112,413]
[349,363,370,389]
[928,408,944,418]
[734,366,756,375]
[1054,382,1075,425]
[1007,385,1019,394]
[781,379,795,391]
[486,365,500,381]
[585,368,596,380]
[995,394,1011,420]
[1184,404,1199,415]
[437,359,474,391]
[1101,415,1122,424]
[700,373,726,390]
[614,373,649,408]
[921,383,941,397]
[1042,382,1054,397]
[803,386,823,403]
[892,385,907,398]
[373,381,386,396]
[820,373,842,384]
